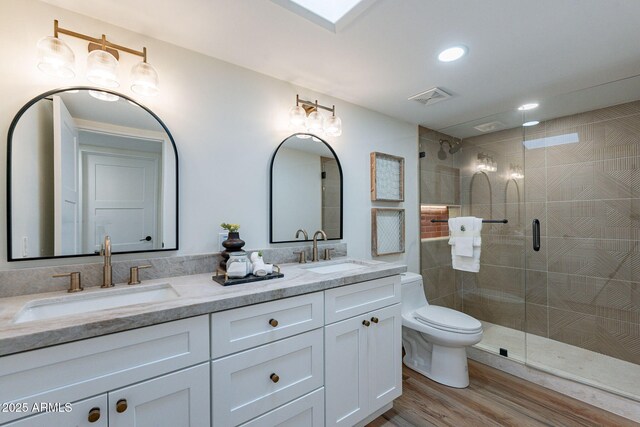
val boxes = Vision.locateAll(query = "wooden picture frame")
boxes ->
[371,208,405,256]
[370,152,405,202]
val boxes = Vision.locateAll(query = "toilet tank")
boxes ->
[400,272,428,315]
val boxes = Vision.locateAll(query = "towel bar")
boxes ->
[430,219,508,224]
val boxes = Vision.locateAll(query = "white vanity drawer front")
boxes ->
[238,388,324,427]
[3,395,107,427]
[211,328,324,427]
[0,315,209,425]
[211,291,323,358]
[324,275,401,324]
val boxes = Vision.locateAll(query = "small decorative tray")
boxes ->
[212,265,283,286]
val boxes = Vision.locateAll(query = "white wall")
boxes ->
[272,147,322,241]
[0,0,419,273]
[10,100,54,258]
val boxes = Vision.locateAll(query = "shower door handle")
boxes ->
[532,219,541,252]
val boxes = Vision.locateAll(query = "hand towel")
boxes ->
[250,252,262,263]
[448,217,483,272]
[252,260,273,277]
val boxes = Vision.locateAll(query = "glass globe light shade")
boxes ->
[131,61,159,96]
[88,90,119,102]
[37,36,75,78]
[306,110,324,134]
[324,115,342,136]
[289,105,307,128]
[86,49,119,88]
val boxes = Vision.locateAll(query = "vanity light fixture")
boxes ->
[289,95,342,136]
[37,20,159,96]
[509,163,524,179]
[476,153,497,172]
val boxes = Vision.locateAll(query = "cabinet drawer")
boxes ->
[211,292,323,358]
[0,315,209,424]
[239,388,324,427]
[3,395,107,427]
[212,328,324,426]
[324,275,400,324]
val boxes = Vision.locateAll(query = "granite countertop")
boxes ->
[0,258,406,356]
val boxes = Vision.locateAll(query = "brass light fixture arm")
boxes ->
[296,94,336,116]
[53,19,148,62]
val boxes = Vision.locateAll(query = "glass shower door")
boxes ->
[522,79,640,401]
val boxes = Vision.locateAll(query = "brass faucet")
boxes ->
[312,230,327,262]
[295,229,309,240]
[101,235,114,288]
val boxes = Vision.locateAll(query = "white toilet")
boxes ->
[401,272,483,388]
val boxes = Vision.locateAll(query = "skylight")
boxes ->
[272,0,377,32]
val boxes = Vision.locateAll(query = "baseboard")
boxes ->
[467,347,640,423]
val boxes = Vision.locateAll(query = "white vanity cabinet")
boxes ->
[0,315,210,426]
[210,292,325,427]
[324,276,403,427]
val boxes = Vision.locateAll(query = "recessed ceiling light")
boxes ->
[518,103,539,111]
[523,120,540,127]
[438,46,467,62]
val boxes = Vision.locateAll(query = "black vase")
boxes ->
[220,231,245,270]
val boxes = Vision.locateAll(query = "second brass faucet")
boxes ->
[101,235,114,288]
[312,230,327,262]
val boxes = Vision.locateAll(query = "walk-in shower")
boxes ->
[419,76,640,404]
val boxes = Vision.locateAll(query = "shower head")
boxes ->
[448,140,461,154]
[438,139,449,160]
[439,139,460,156]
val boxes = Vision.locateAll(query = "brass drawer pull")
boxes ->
[371,317,379,324]
[269,318,279,327]
[362,320,371,327]
[116,399,128,413]
[88,407,101,423]
[270,373,280,383]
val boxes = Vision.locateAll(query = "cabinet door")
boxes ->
[109,363,209,427]
[324,313,369,427]
[3,395,107,427]
[368,303,402,412]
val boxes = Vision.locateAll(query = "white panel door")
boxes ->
[368,303,402,413]
[53,95,80,255]
[324,314,369,427]
[84,152,159,253]
[108,363,210,427]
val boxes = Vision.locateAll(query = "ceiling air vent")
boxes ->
[474,121,506,132]
[408,87,452,106]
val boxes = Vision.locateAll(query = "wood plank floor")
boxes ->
[367,360,638,427]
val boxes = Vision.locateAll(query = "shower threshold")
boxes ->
[474,321,640,402]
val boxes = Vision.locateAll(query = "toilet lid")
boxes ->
[413,306,482,334]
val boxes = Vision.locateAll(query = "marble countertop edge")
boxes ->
[0,259,407,356]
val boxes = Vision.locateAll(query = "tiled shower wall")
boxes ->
[455,100,640,365]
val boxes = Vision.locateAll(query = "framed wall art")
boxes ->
[370,152,404,202]
[371,208,405,256]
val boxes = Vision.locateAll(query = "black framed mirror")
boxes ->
[270,133,343,243]
[7,87,178,261]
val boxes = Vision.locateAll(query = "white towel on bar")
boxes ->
[448,217,483,272]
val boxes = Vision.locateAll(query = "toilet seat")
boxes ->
[413,306,482,334]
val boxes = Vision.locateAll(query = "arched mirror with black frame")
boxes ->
[270,133,343,243]
[7,87,179,261]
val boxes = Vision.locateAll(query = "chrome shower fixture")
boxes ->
[437,139,461,159]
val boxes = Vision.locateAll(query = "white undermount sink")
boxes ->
[303,261,367,274]
[13,283,179,324]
